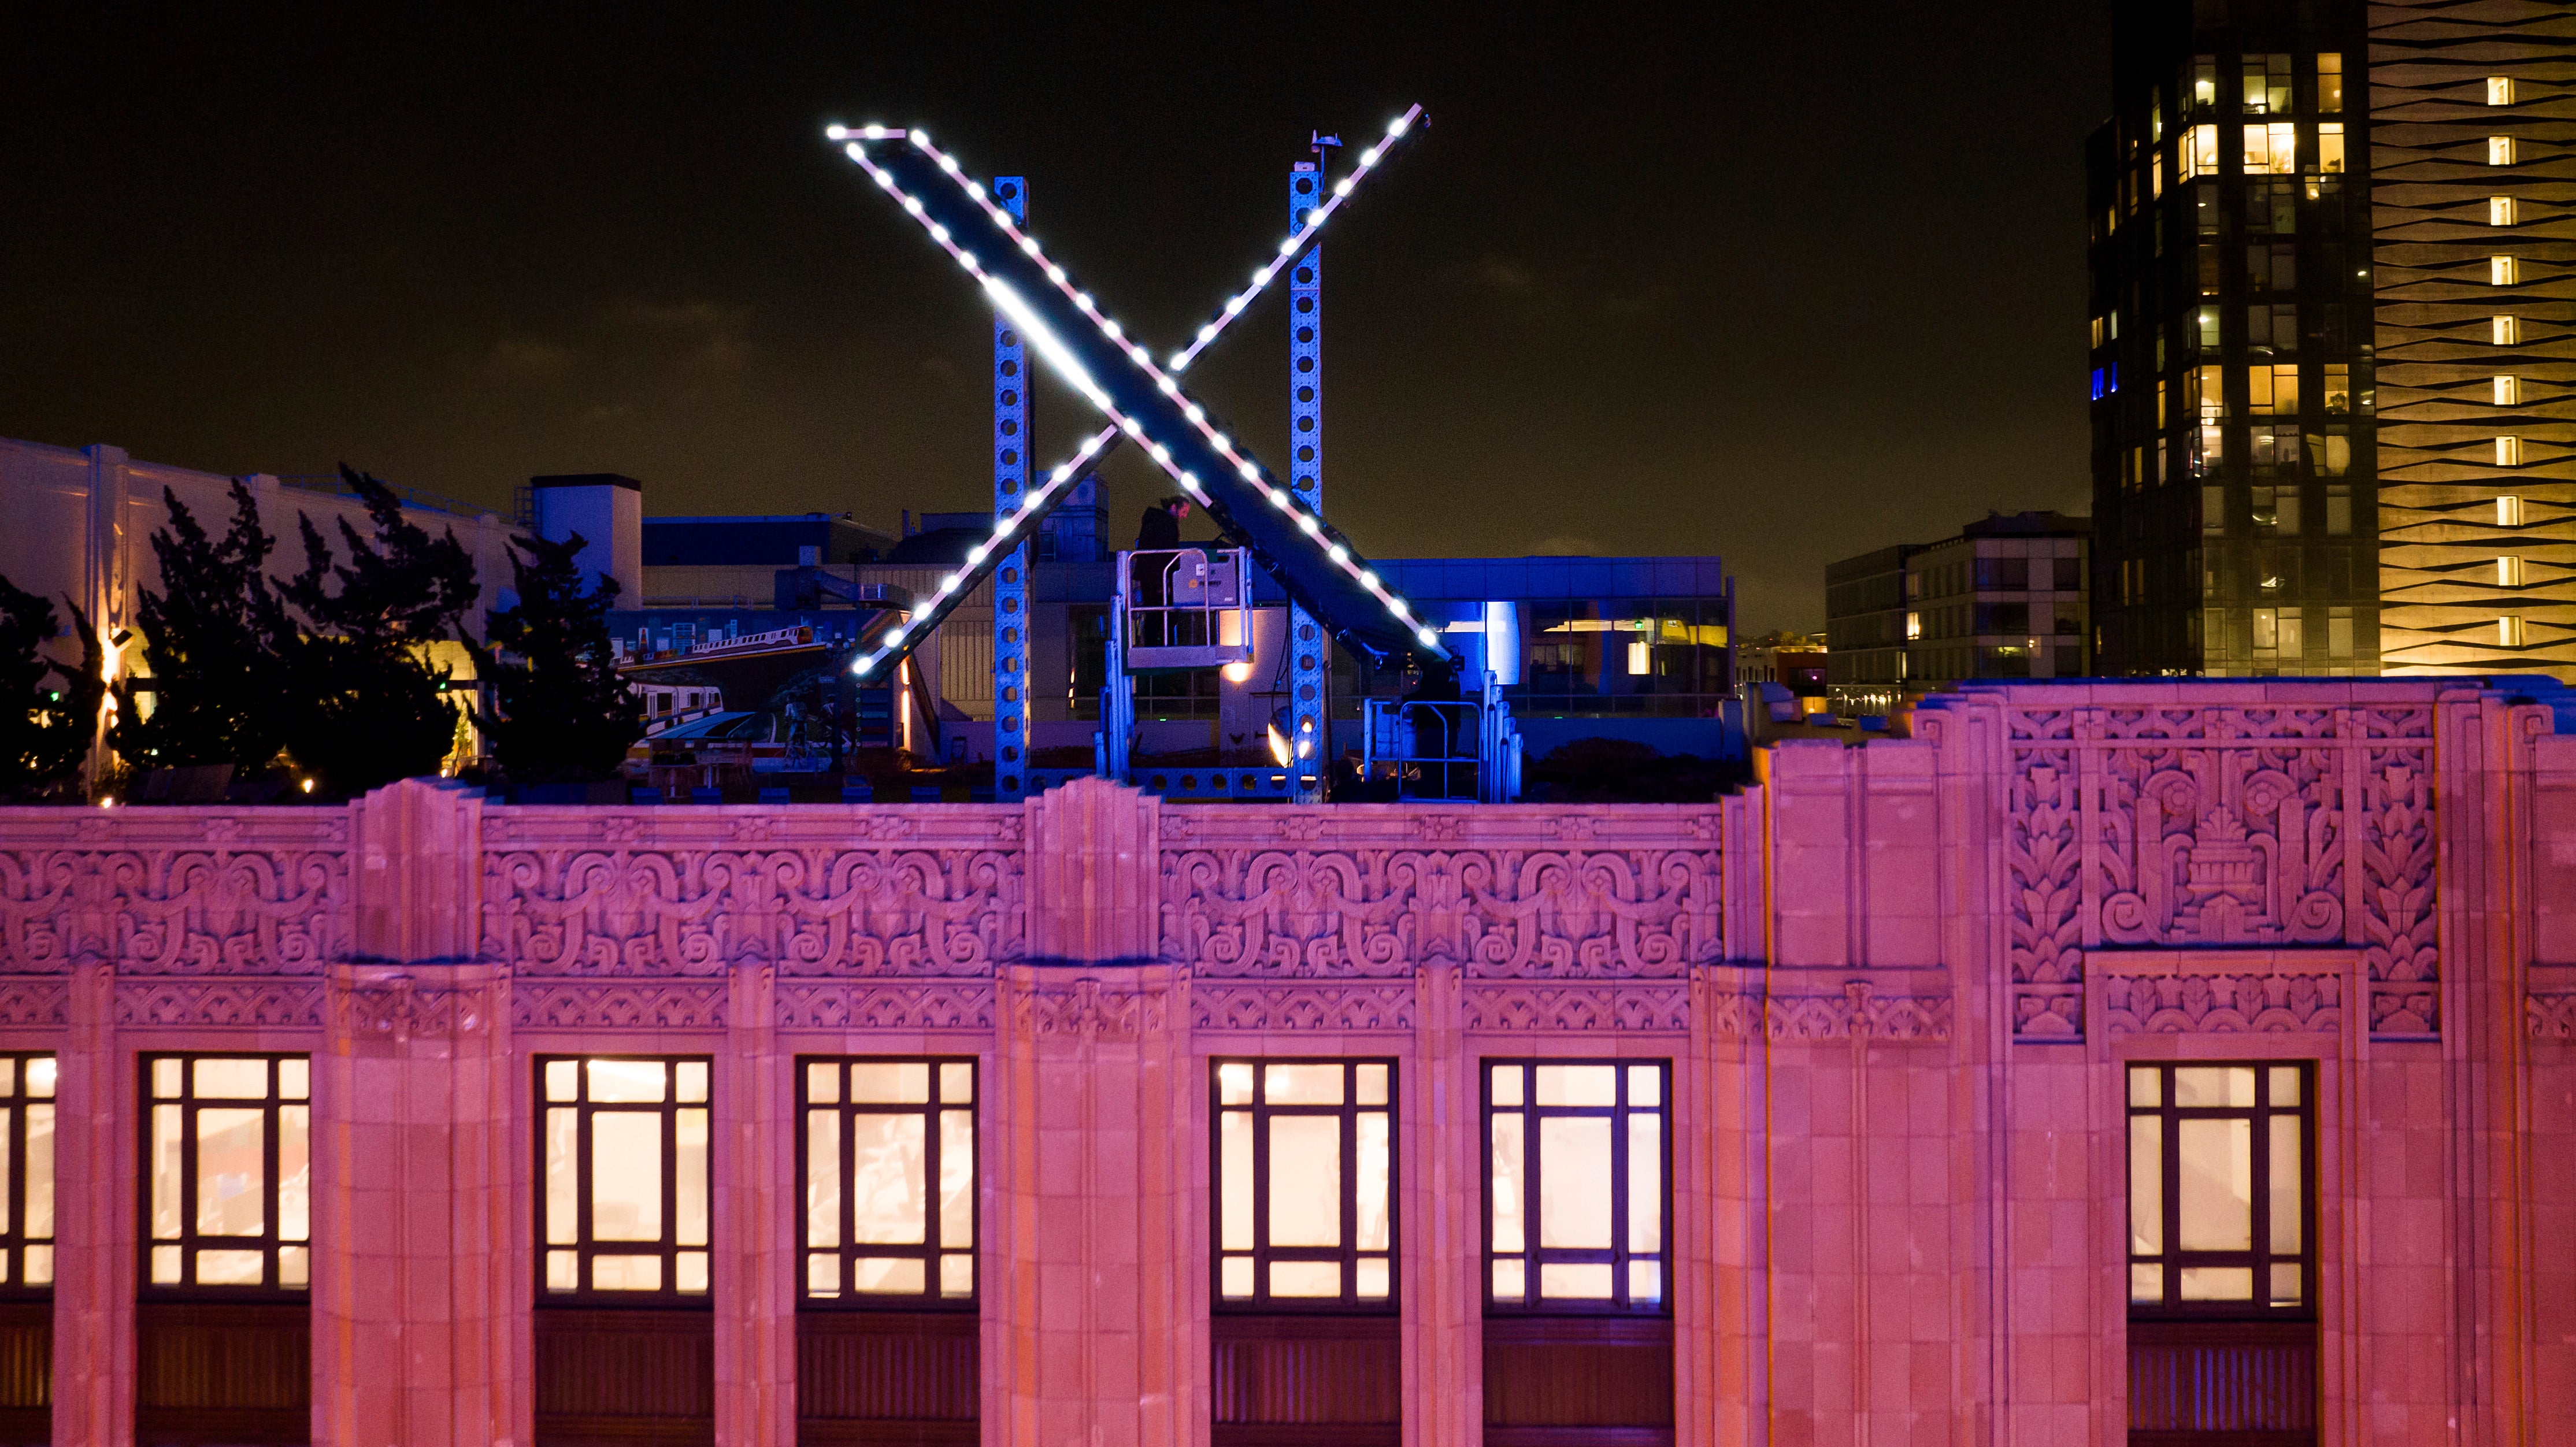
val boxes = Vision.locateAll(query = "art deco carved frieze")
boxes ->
[1191,982,1418,1033]
[2103,969,2345,1037]
[1159,808,1721,981]
[1462,982,1692,1034]
[2006,706,2436,1041]
[116,978,327,1030]
[0,810,347,975]
[509,979,730,1032]
[776,982,997,1032]
[479,810,1025,977]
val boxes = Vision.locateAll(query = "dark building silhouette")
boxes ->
[2090,0,2379,676]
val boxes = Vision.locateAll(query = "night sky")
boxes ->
[5,5,2110,633]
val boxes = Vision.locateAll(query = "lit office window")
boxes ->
[2182,124,2220,179]
[2492,255,2520,287]
[2490,196,2518,227]
[2242,121,2296,175]
[2498,556,2527,588]
[2488,135,2516,166]
[0,1057,53,1290]
[2487,76,2515,106]
[2498,494,2525,526]
[1486,1060,1669,1312]
[144,1054,309,1291]
[2318,122,2344,173]
[2242,54,2291,113]
[2316,54,2343,112]
[539,1056,710,1298]
[2127,1064,2310,1312]
[799,1058,976,1304]
[2496,376,2522,407]
[2495,316,2522,346]
[2501,615,2529,648]
[1213,1059,1395,1307]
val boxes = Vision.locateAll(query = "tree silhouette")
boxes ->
[0,578,103,800]
[276,466,479,797]
[110,482,294,775]
[468,531,642,784]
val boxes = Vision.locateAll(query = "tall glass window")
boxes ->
[1211,1058,1395,1308]
[539,1056,711,1299]
[0,1057,52,1292]
[143,1053,309,1292]
[1485,1060,1669,1312]
[2127,1062,2312,1313]
[798,1057,976,1305]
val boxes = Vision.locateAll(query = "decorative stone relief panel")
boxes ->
[776,982,998,1033]
[1002,977,1174,1041]
[0,810,347,975]
[1462,982,1692,1034]
[0,979,69,1028]
[1191,983,1417,1033]
[1159,807,1720,979]
[117,978,327,1030]
[510,979,730,1032]
[480,808,1025,977]
[2007,706,2437,1040]
[2103,970,2345,1037]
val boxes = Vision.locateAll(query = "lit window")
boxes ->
[2196,306,2221,347]
[2317,54,2343,113]
[0,1058,53,1290]
[2489,136,2517,166]
[2243,54,2291,114]
[2500,615,2529,648]
[2243,123,2296,175]
[2248,365,2300,417]
[2192,57,2218,113]
[1486,1060,1669,1312]
[145,1055,309,1292]
[2497,556,2526,588]
[2497,437,2524,468]
[2091,316,2106,348]
[2487,76,2515,106]
[2318,123,2344,174]
[2191,364,2225,421]
[2322,365,2351,414]
[2491,255,2519,286]
[2495,315,2522,346]
[2304,431,2351,477]
[1214,1059,1395,1307]
[799,1058,975,1304]
[2127,1064,2311,1311]
[1906,611,1922,641]
[2496,376,2522,406]
[2498,494,2525,525]
[2184,124,2221,179]
[2490,196,2518,226]
[539,1056,711,1298]
[2252,607,2279,651]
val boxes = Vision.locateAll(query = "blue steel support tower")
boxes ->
[991,176,1032,796]
[1285,158,1329,799]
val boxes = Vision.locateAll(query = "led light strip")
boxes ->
[824,104,1432,680]
[829,109,1445,678]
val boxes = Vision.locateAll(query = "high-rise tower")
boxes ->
[2090,0,2379,676]
[2371,0,2576,674]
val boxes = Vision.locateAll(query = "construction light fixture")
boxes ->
[836,107,1443,680]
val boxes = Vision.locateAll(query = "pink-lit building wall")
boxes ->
[2,677,2571,1444]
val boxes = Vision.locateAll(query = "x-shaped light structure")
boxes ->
[828,108,1448,682]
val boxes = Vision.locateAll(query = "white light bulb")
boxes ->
[1225,296,1246,316]
[1075,292,1094,310]
[1122,417,1143,437]
[966,181,984,200]
[888,625,909,644]
[1211,432,1230,451]
[1361,147,1382,168]
[940,574,961,592]
[903,196,924,216]
[1129,344,1150,365]
[1360,570,1378,589]
[853,656,874,676]
[1197,324,1217,343]
[1102,318,1122,340]
[937,153,960,175]
[1307,209,1324,224]
[1241,462,1262,482]
[1046,264,1066,285]
[826,124,848,140]
[1151,444,1171,465]
[1389,599,1411,620]
[1265,477,1287,499]
[908,129,928,146]
[1019,235,1040,255]
[1278,238,1298,256]
[1051,465,1073,483]
[913,602,933,621]
[968,544,988,565]
[1335,179,1355,198]
[1180,473,1203,492]
[958,253,977,272]
[1328,544,1348,565]
[1162,361,1184,380]
[844,143,865,161]
[1297,513,1320,535]
[873,169,896,190]
[1387,114,1410,136]
[1185,404,1206,424]
[1417,626,1439,647]
[1254,266,1274,287]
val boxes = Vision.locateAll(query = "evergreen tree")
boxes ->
[468,532,642,784]
[0,578,103,800]
[276,466,479,798]
[110,482,294,774]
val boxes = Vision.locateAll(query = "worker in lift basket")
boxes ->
[1134,496,1189,645]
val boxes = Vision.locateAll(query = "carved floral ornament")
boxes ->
[2006,706,2438,1041]
[0,846,344,975]
[1160,846,1719,979]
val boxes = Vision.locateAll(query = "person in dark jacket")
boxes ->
[1136,496,1187,551]
[1133,497,1189,644]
